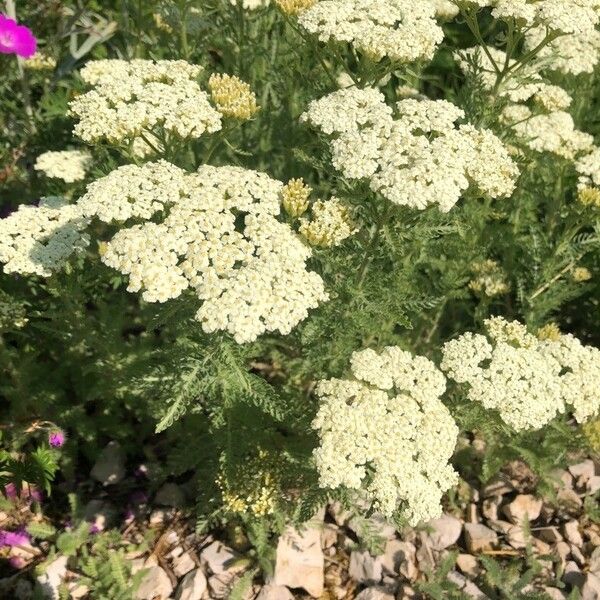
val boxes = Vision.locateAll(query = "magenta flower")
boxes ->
[0,529,30,548]
[0,15,36,58]
[48,429,66,448]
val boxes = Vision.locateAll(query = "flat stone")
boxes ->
[255,585,294,600]
[176,568,207,600]
[482,496,501,521]
[551,469,574,489]
[456,554,480,578]
[563,521,584,547]
[135,566,173,600]
[569,460,596,482]
[426,514,462,550]
[587,476,600,495]
[557,488,583,509]
[464,523,498,553]
[582,573,600,600]
[381,540,416,579]
[173,552,195,577]
[354,587,395,600]
[503,495,542,524]
[155,483,185,507]
[200,541,239,575]
[482,477,513,498]
[349,549,383,584]
[447,571,488,599]
[36,556,68,600]
[273,525,324,598]
[321,523,338,549]
[91,441,125,486]
[589,546,600,574]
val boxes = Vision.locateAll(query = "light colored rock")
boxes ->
[67,583,89,599]
[254,584,294,600]
[155,483,185,507]
[200,541,239,575]
[426,514,462,550]
[563,521,584,547]
[482,477,513,497]
[456,554,480,578]
[503,494,542,524]
[321,523,338,549]
[590,546,600,574]
[91,441,125,485]
[173,552,196,577]
[416,533,436,573]
[149,509,167,526]
[447,571,488,599]
[355,587,395,600]
[381,540,416,579]
[587,476,600,495]
[464,523,498,553]
[569,460,596,482]
[328,501,352,527]
[571,543,586,567]
[532,538,552,556]
[582,572,600,600]
[557,488,583,509]
[482,496,501,521]
[176,568,207,600]
[349,549,383,584]
[36,555,68,600]
[273,526,324,597]
[551,469,574,489]
[135,566,173,600]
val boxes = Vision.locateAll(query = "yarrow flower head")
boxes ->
[298,0,444,64]
[24,51,56,70]
[441,317,600,430]
[468,260,509,297]
[0,197,90,277]
[0,15,36,58]
[81,163,328,343]
[69,59,222,146]
[302,88,518,211]
[34,150,92,183]
[312,346,458,525]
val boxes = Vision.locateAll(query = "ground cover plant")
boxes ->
[0,0,600,598]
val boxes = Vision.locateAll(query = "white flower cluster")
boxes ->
[575,147,600,189]
[457,47,593,161]
[525,25,600,75]
[465,0,600,33]
[298,0,444,63]
[69,59,222,145]
[89,163,328,343]
[302,88,518,211]
[34,150,92,183]
[441,317,600,431]
[0,197,89,277]
[77,160,187,222]
[312,346,458,525]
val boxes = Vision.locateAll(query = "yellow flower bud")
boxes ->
[282,178,311,217]
[208,74,259,121]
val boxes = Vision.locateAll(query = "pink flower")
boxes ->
[48,429,66,448]
[0,529,30,548]
[0,15,37,58]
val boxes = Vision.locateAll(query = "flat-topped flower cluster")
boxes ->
[441,317,600,431]
[0,162,329,344]
[302,88,519,211]
[69,60,257,150]
[297,0,444,64]
[312,346,459,525]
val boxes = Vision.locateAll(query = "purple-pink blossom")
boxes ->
[0,15,36,58]
[0,529,30,548]
[49,429,66,448]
